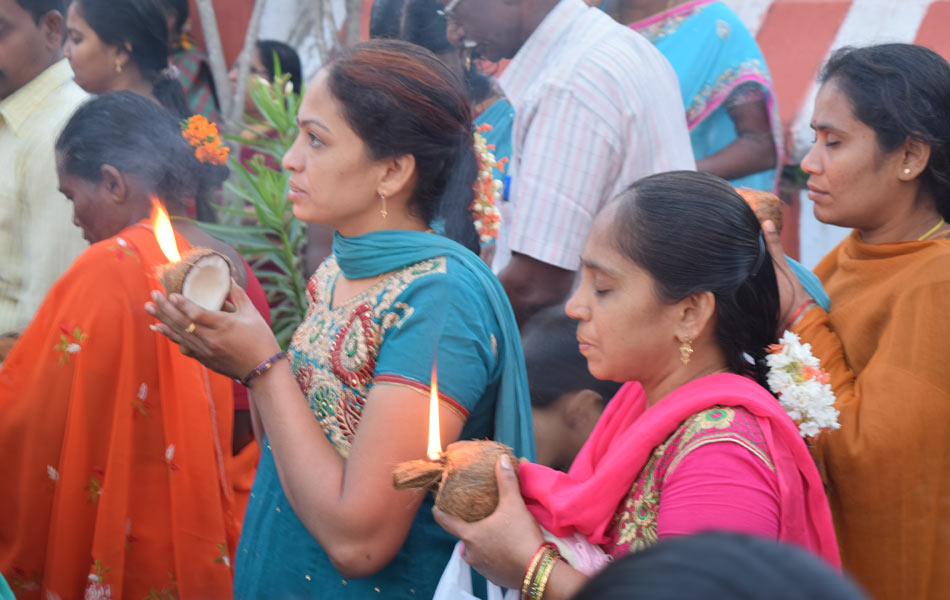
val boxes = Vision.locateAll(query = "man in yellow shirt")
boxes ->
[0,0,88,352]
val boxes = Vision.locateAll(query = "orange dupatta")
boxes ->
[0,222,238,599]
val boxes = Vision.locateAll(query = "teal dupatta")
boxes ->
[333,229,536,461]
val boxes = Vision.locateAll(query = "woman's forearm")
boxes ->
[697,132,777,181]
[542,561,590,600]
[247,363,464,576]
[247,361,350,527]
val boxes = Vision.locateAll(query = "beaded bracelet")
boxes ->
[784,298,817,332]
[240,351,287,387]
[522,543,556,600]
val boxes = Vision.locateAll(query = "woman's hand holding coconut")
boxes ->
[432,455,589,599]
[146,279,280,382]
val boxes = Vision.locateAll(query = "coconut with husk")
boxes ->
[392,440,517,522]
[157,248,233,311]
[737,188,783,233]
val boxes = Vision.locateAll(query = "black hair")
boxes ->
[74,0,190,118]
[613,171,780,388]
[820,44,950,220]
[156,0,188,35]
[326,39,479,252]
[522,305,623,408]
[14,0,64,22]
[56,91,228,218]
[573,532,867,600]
[369,0,494,105]
[256,39,303,96]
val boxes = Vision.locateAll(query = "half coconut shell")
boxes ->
[158,248,233,311]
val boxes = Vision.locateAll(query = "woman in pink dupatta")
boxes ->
[434,172,838,599]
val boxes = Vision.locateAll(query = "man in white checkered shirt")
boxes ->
[441,0,694,324]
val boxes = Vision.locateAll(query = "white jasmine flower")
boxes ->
[767,331,840,438]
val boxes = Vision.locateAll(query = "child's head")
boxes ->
[523,306,623,471]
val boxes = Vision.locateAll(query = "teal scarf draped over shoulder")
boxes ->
[333,229,536,461]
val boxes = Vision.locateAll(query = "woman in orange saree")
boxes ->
[0,92,238,599]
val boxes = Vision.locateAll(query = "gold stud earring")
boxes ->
[679,337,693,365]
[115,59,123,74]
[378,191,388,219]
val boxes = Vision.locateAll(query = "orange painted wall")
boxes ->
[914,1,950,60]
[755,0,851,126]
[186,0,255,67]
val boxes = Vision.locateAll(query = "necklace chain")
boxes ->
[918,217,946,241]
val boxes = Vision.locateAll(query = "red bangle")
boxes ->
[240,351,287,387]
[784,299,817,332]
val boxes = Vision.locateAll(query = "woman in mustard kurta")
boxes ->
[765,44,950,599]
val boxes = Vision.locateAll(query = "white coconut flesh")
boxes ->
[180,253,231,311]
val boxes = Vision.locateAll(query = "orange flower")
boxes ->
[181,114,229,165]
[470,130,504,243]
[802,366,831,385]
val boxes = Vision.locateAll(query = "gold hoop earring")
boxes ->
[378,191,388,219]
[679,337,693,365]
[115,59,123,74]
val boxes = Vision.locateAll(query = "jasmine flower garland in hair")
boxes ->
[471,125,505,246]
[766,331,840,438]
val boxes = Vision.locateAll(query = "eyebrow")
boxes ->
[580,257,619,277]
[298,118,330,133]
[810,122,846,134]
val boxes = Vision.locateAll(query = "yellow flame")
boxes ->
[151,197,181,262]
[427,360,442,460]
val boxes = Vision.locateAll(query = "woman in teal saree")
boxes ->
[604,0,782,191]
[147,40,534,599]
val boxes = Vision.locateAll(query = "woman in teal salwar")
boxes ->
[146,40,534,599]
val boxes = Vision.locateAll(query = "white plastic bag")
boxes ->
[432,542,517,600]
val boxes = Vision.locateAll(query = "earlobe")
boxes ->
[901,138,932,180]
[678,291,716,339]
[100,165,127,204]
[41,12,65,48]
[379,154,417,199]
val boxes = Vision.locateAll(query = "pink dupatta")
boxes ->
[518,373,840,567]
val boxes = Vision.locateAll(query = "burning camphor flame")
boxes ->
[427,360,442,460]
[151,197,181,262]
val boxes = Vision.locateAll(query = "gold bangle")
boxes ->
[529,547,561,600]
[522,543,555,600]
